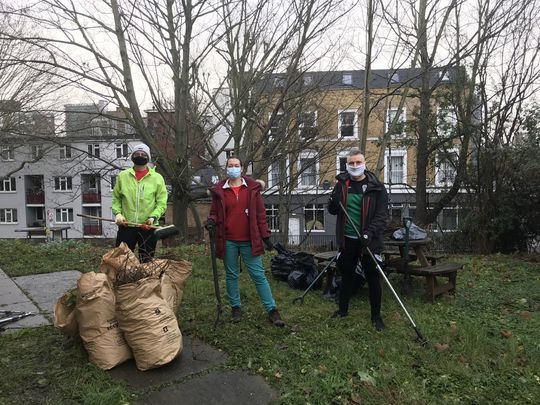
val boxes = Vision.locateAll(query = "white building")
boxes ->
[0,102,142,239]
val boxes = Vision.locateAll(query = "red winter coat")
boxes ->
[208,176,271,259]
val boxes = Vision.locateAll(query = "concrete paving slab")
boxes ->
[137,369,277,405]
[0,268,49,331]
[13,270,82,316]
[109,335,228,389]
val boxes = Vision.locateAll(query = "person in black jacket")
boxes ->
[328,148,388,330]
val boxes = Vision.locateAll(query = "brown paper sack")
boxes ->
[141,259,193,310]
[77,272,132,370]
[99,242,140,284]
[116,276,182,371]
[53,289,78,336]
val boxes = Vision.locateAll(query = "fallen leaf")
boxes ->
[501,308,511,315]
[519,310,530,319]
[449,321,457,332]
[434,343,449,352]
[318,365,328,373]
[357,371,376,386]
[351,393,362,404]
[378,348,385,357]
[274,371,282,379]
[500,330,513,338]
[303,386,312,395]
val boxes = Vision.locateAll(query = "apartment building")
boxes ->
[0,102,142,239]
[257,68,466,243]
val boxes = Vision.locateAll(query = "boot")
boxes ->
[372,315,385,331]
[231,307,242,323]
[268,308,285,327]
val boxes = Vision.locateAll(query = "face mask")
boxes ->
[132,156,149,166]
[227,167,242,179]
[347,163,365,177]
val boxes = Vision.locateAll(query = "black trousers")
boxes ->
[337,237,382,319]
[116,226,157,263]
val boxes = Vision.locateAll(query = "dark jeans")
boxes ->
[116,226,157,263]
[337,237,382,319]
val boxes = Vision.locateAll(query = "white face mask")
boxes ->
[347,163,366,177]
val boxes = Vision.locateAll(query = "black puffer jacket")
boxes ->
[328,171,388,253]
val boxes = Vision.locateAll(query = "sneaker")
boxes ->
[231,307,242,323]
[372,316,385,331]
[331,310,348,318]
[268,309,285,327]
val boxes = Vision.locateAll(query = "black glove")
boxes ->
[263,238,274,251]
[205,219,216,231]
[360,233,371,248]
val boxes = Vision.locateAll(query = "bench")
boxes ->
[382,249,445,266]
[392,262,464,303]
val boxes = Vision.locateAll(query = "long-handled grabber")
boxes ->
[292,252,340,305]
[0,311,35,328]
[77,214,178,240]
[208,227,223,329]
[338,201,427,345]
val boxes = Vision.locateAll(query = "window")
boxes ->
[436,150,458,187]
[268,112,284,138]
[211,175,219,184]
[87,144,100,159]
[0,208,17,223]
[59,145,72,159]
[303,75,313,86]
[304,204,325,231]
[342,73,352,85]
[36,208,45,221]
[389,71,399,83]
[0,177,16,192]
[298,151,318,188]
[384,149,407,185]
[110,175,117,190]
[268,158,289,188]
[31,145,43,160]
[439,70,450,81]
[336,151,348,174]
[441,206,458,231]
[298,111,317,139]
[386,107,406,137]
[274,77,285,88]
[55,208,74,223]
[338,110,357,138]
[225,149,235,159]
[408,205,416,221]
[389,204,403,224]
[437,108,457,137]
[265,204,280,232]
[1,146,14,161]
[116,143,129,159]
[54,176,73,191]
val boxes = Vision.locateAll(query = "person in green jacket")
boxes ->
[112,143,168,262]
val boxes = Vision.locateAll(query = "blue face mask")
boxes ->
[227,167,242,179]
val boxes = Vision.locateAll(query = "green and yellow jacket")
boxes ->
[112,167,168,224]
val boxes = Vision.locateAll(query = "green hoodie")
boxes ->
[112,167,168,224]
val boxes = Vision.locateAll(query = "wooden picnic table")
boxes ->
[14,226,71,241]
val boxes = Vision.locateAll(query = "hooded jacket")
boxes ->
[208,176,271,259]
[328,171,388,253]
[111,166,168,224]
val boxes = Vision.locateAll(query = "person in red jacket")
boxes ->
[206,157,284,327]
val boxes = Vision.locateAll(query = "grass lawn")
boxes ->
[0,240,539,404]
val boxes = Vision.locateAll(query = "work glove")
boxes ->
[205,218,216,232]
[263,238,274,252]
[141,217,155,231]
[115,213,127,226]
[360,233,371,248]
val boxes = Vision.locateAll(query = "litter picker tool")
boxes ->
[293,252,340,304]
[208,226,223,329]
[0,311,35,327]
[77,214,179,240]
[338,201,427,345]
